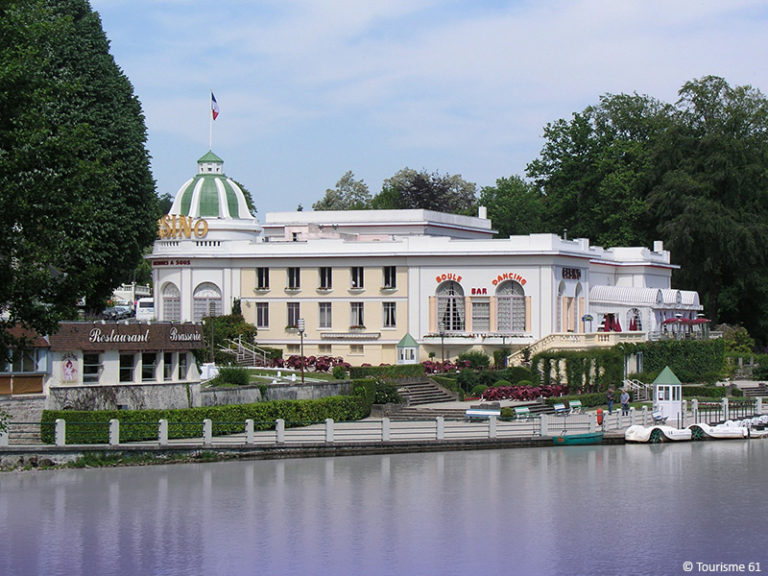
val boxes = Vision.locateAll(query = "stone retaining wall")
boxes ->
[47,382,201,411]
[200,381,354,406]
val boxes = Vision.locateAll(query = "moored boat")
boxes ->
[624,425,692,443]
[553,431,604,445]
[688,421,748,440]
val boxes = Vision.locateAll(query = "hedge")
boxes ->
[627,339,726,383]
[41,394,372,445]
[349,364,425,379]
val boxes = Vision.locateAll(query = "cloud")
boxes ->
[91,0,768,209]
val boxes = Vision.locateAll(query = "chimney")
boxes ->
[478,206,487,219]
[653,241,664,252]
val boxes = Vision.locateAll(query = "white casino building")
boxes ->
[149,152,703,365]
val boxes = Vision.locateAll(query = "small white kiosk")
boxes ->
[653,366,683,423]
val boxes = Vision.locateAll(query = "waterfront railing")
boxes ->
[0,405,685,448]
[3,401,761,448]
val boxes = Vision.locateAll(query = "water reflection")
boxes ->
[1,442,766,576]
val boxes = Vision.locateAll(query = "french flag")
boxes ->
[211,92,219,120]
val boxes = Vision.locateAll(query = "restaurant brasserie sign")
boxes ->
[50,322,205,351]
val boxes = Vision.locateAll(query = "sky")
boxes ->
[89,0,768,214]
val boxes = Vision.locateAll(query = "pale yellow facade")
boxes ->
[240,264,408,364]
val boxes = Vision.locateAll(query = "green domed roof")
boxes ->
[169,151,255,220]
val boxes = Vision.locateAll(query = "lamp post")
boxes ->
[298,318,305,384]
[209,302,216,363]
[439,321,446,364]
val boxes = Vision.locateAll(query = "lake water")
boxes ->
[1,441,766,576]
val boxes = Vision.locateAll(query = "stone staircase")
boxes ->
[397,379,457,406]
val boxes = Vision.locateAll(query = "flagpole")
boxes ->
[209,94,213,150]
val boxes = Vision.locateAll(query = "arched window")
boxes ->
[437,281,465,332]
[496,281,526,332]
[193,282,222,322]
[162,283,181,322]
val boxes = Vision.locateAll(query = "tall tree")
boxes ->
[527,76,768,343]
[526,93,671,247]
[647,76,768,337]
[373,168,477,214]
[313,171,372,211]
[478,175,543,238]
[0,0,157,349]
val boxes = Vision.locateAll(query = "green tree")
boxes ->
[232,180,258,216]
[0,0,157,350]
[478,175,544,238]
[718,324,755,355]
[647,77,768,335]
[313,171,372,211]
[526,76,768,344]
[373,168,477,214]
[527,92,671,247]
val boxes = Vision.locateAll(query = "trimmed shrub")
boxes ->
[493,379,512,387]
[210,367,250,387]
[457,369,478,393]
[41,393,373,445]
[349,364,425,380]
[457,351,491,370]
[470,384,488,398]
[373,381,404,404]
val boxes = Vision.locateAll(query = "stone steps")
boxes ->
[397,380,456,405]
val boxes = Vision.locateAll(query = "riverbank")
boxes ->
[0,431,629,471]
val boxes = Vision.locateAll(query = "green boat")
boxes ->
[553,432,604,445]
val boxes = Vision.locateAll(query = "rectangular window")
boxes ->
[319,302,332,329]
[350,302,364,327]
[351,266,364,289]
[256,267,270,290]
[119,354,134,383]
[142,352,157,382]
[287,344,300,354]
[472,301,491,331]
[83,353,101,383]
[350,344,364,355]
[383,302,396,328]
[255,302,269,328]
[164,352,174,381]
[319,267,332,290]
[287,302,300,328]
[318,344,332,354]
[11,349,37,373]
[383,266,396,289]
[178,353,188,381]
[287,267,301,289]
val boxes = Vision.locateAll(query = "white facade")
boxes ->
[149,153,703,366]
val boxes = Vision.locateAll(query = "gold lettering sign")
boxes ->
[157,215,209,239]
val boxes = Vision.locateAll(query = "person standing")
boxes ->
[606,387,615,414]
[620,389,630,415]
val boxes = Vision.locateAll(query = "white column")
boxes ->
[436,416,444,440]
[109,419,120,446]
[245,419,254,444]
[489,415,497,439]
[381,417,390,442]
[325,418,334,443]
[276,419,285,444]
[539,414,548,437]
[203,419,212,445]
[55,419,66,446]
[158,419,168,446]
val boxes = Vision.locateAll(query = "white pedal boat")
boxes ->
[624,425,692,443]
[687,421,749,440]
